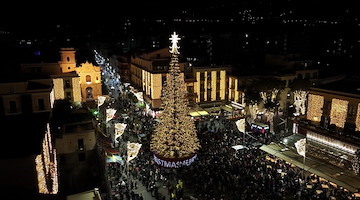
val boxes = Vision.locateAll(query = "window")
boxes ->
[207,72,211,80]
[217,71,220,79]
[38,98,45,110]
[207,91,212,101]
[200,83,205,92]
[66,92,71,100]
[86,75,91,83]
[68,66,71,70]
[78,153,86,161]
[200,72,205,81]
[65,79,71,88]
[216,91,220,100]
[67,57,70,62]
[9,101,17,113]
[200,92,204,102]
[8,87,14,94]
[78,139,84,150]
[30,67,41,73]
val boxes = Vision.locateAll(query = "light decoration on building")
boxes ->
[35,123,59,194]
[356,103,360,131]
[293,90,308,115]
[52,78,65,100]
[330,98,348,128]
[94,50,106,65]
[307,131,357,154]
[306,94,324,122]
[72,77,82,102]
[150,32,200,168]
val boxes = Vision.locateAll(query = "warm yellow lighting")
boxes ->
[72,77,82,102]
[151,32,200,160]
[52,78,65,100]
[306,94,324,122]
[330,98,348,128]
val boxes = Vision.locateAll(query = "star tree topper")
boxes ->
[169,31,181,54]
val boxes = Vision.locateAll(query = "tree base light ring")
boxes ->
[153,153,197,168]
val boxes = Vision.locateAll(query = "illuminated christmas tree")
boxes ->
[150,32,200,168]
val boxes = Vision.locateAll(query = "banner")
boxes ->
[127,142,142,162]
[106,108,117,122]
[98,95,107,107]
[295,138,306,157]
[235,118,245,133]
[114,123,127,140]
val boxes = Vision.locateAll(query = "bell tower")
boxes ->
[59,48,76,73]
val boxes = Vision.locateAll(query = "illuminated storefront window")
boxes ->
[330,98,348,128]
[306,94,324,122]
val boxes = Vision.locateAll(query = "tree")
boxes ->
[150,32,200,159]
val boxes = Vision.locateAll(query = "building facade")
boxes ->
[20,47,102,103]
[296,78,360,169]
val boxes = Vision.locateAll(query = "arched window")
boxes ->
[86,75,91,83]
[67,57,70,62]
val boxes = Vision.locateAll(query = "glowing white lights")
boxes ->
[293,90,308,115]
[307,131,357,154]
[35,123,58,194]
[169,31,181,54]
[235,118,245,133]
[294,138,306,157]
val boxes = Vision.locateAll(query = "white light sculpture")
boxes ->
[295,138,306,157]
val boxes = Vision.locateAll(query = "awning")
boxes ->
[189,110,209,117]
[221,105,233,112]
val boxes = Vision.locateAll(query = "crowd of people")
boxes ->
[96,51,358,200]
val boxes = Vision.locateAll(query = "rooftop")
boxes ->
[311,78,360,96]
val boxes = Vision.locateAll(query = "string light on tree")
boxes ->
[150,32,200,168]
